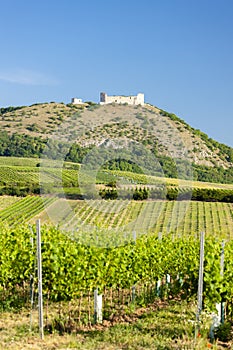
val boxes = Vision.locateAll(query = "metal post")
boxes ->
[36,219,44,339]
[195,231,205,338]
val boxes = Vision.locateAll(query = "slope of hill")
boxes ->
[0,101,232,183]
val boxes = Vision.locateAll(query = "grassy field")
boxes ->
[0,299,223,350]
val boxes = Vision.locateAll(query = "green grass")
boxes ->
[0,300,220,350]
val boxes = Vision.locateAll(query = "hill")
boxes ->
[0,101,233,183]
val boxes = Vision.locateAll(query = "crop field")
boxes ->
[1,196,232,240]
[1,156,233,191]
[0,196,56,225]
[0,156,40,167]
[36,199,233,239]
[108,170,233,190]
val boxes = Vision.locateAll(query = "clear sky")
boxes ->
[1,0,233,146]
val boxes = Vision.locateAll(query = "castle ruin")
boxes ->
[100,92,144,106]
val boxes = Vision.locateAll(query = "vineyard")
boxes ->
[66,200,233,239]
[0,196,55,225]
[1,197,232,240]
[1,156,233,347]
[1,156,233,191]
[0,222,233,334]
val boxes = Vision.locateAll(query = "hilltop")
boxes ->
[0,101,233,183]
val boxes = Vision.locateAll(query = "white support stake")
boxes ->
[156,279,161,297]
[94,289,102,324]
[36,219,44,340]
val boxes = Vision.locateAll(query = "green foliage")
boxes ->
[26,123,40,132]
[133,187,149,200]
[103,159,144,174]
[0,106,25,115]
[0,132,46,158]
[99,188,118,200]
[193,163,233,184]
[214,322,232,342]
[166,187,233,202]
[159,109,189,127]
[0,224,232,320]
[65,144,93,163]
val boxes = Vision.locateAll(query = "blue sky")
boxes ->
[1,0,233,146]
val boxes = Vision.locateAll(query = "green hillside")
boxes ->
[0,101,233,184]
